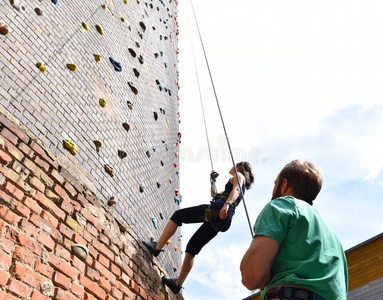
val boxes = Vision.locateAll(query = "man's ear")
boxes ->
[281,178,289,195]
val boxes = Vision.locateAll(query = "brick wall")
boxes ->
[1,0,183,298]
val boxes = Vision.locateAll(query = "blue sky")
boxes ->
[175,0,383,299]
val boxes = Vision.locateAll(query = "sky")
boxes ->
[175,1,383,299]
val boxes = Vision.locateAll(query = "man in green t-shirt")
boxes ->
[240,160,348,300]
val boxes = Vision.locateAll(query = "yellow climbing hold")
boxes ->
[63,139,77,155]
[124,0,128,4]
[93,53,102,63]
[95,24,103,35]
[82,22,89,31]
[102,4,107,10]
[99,98,106,107]
[67,63,77,72]
[36,62,46,73]
[121,17,125,22]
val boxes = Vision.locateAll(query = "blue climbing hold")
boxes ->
[109,57,122,72]
[151,217,158,229]
[51,0,58,5]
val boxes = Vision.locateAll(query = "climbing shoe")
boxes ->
[142,241,162,257]
[161,277,181,294]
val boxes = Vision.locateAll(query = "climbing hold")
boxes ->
[122,123,130,132]
[95,24,104,35]
[158,84,163,92]
[178,235,182,241]
[99,98,106,107]
[104,164,114,177]
[123,0,128,3]
[34,7,43,16]
[102,4,107,10]
[71,244,88,262]
[63,139,76,155]
[107,196,116,206]
[174,196,180,204]
[165,143,169,151]
[139,184,144,193]
[82,22,90,31]
[128,48,136,58]
[127,101,133,110]
[51,0,58,5]
[166,240,171,245]
[160,160,164,166]
[121,17,125,22]
[139,21,146,32]
[138,55,144,64]
[153,112,158,121]
[159,107,165,115]
[174,189,179,196]
[35,62,46,73]
[118,150,127,159]
[169,178,172,184]
[135,41,140,48]
[174,162,178,168]
[109,57,122,72]
[175,152,178,157]
[173,267,178,272]
[151,217,158,229]
[174,246,178,252]
[93,53,102,63]
[128,82,138,95]
[176,170,179,176]
[154,53,159,59]
[157,182,161,188]
[138,32,143,39]
[152,146,157,152]
[146,150,150,158]
[10,0,26,13]
[133,68,140,77]
[0,20,10,35]
[159,213,163,219]
[93,140,102,152]
[66,63,77,72]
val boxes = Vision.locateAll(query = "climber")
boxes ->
[240,160,348,300]
[143,161,254,294]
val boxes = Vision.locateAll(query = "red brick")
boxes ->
[6,228,42,256]
[139,286,147,300]
[53,271,71,290]
[0,206,20,226]
[122,264,134,278]
[0,249,12,270]
[106,296,116,300]
[0,236,14,254]
[0,115,29,143]
[85,293,97,300]
[54,184,70,202]
[41,210,59,228]
[76,193,89,206]
[13,262,46,288]
[55,244,70,261]
[16,201,30,218]
[30,290,50,300]
[0,150,12,165]
[129,279,140,294]
[99,233,110,245]
[50,169,64,184]
[79,274,107,300]
[81,209,103,232]
[54,288,77,300]
[1,128,18,145]
[59,223,74,240]
[92,239,114,260]
[47,252,79,278]
[111,287,123,300]
[30,142,57,169]
[86,267,100,281]
[0,174,5,186]
[29,176,45,193]
[18,142,33,158]
[3,139,24,162]
[3,292,19,300]
[35,156,50,172]
[13,246,36,266]
[0,268,9,286]
[4,182,24,201]
[38,231,55,252]
[99,276,112,293]
[33,191,65,220]
[8,279,31,299]
[29,213,54,234]
[61,199,74,214]
[19,219,39,236]
[72,255,86,273]
[94,261,116,284]
[72,281,85,298]
[23,197,41,214]
[111,263,121,277]
[35,260,54,278]
[63,182,77,198]
[98,253,110,268]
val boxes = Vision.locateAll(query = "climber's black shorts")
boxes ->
[170,204,218,257]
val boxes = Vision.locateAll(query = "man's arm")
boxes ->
[240,235,280,290]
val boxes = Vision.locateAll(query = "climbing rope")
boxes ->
[188,0,254,238]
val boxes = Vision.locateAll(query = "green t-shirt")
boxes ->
[253,196,348,300]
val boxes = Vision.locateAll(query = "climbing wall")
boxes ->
[1,0,182,294]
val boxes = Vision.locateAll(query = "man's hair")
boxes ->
[279,160,323,205]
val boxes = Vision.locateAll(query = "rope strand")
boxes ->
[189,0,254,238]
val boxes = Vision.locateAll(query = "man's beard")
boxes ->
[271,180,283,200]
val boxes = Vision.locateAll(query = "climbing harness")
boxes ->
[188,0,254,238]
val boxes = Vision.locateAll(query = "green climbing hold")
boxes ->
[63,139,76,155]
[99,98,106,107]
[36,62,46,73]
[93,53,102,63]
[67,63,77,72]
[95,24,104,35]
[82,22,89,31]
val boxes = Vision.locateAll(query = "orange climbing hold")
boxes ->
[166,240,171,245]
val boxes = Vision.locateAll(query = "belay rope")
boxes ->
[188,0,254,238]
